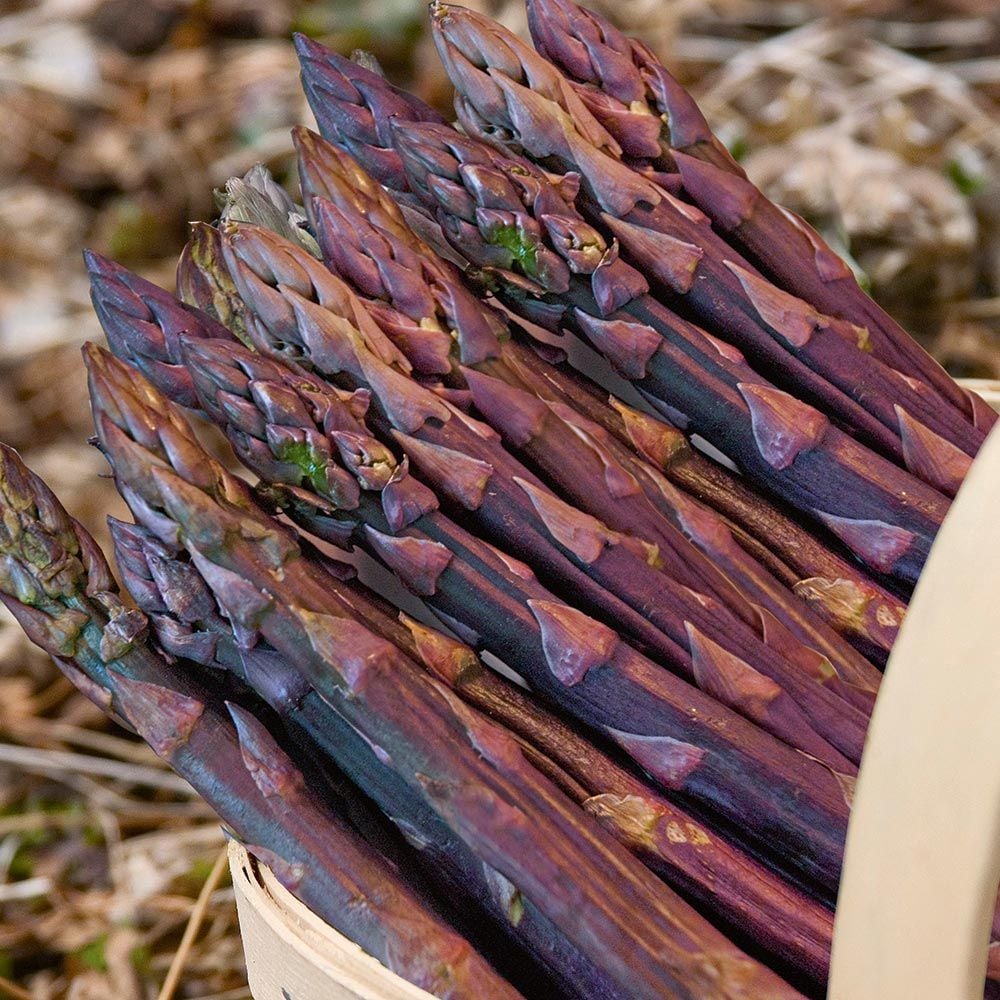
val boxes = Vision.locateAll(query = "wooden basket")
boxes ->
[230,842,430,1000]
[231,380,1000,1000]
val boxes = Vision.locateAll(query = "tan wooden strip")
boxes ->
[830,419,1000,998]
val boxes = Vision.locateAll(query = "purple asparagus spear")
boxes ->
[299,191,878,728]
[111,509,836,987]
[430,4,984,463]
[291,126,902,668]
[294,136,885,688]
[525,0,989,427]
[108,518,625,1000]
[287,32,949,582]
[524,0,742,174]
[388,119,950,585]
[214,223,868,762]
[85,324,853,895]
[85,346,807,999]
[294,33,445,192]
[0,444,524,1000]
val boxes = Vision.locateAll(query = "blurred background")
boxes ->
[0,0,998,996]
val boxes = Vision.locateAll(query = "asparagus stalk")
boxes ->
[0,444,523,1000]
[294,33,445,193]
[109,516,618,1000]
[94,248,862,768]
[398,615,837,986]
[497,346,904,670]
[112,509,836,988]
[524,0,990,428]
[85,339,852,898]
[88,250,705,680]
[290,41,950,579]
[300,195,878,732]
[214,225,869,763]
[291,127,901,668]
[227,700,529,999]
[430,4,986,465]
[387,120,950,585]
[168,212,904,676]
[289,32,938,593]
[293,135,886,689]
[300,172,741,611]
[85,348,807,999]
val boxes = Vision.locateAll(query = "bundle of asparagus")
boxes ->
[1,2,997,997]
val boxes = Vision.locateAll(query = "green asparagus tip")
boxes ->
[486,224,540,280]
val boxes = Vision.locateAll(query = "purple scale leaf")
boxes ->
[724,261,826,349]
[152,617,218,665]
[355,348,450,434]
[296,606,401,694]
[576,88,663,159]
[399,612,477,686]
[896,406,972,496]
[363,526,453,597]
[672,152,757,231]
[461,368,548,448]
[109,670,205,757]
[481,541,537,582]
[573,310,661,380]
[751,605,838,687]
[590,240,650,315]
[602,215,703,294]
[608,398,687,469]
[228,701,305,799]
[460,163,525,213]
[738,383,829,470]
[778,207,855,283]
[815,512,918,576]
[381,459,440,531]
[514,477,615,565]
[186,551,275,643]
[685,622,781,717]
[604,728,706,791]
[547,402,643,500]
[527,599,618,686]
[392,432,494,511]
[330,430,397,492]
[540,214,606,274]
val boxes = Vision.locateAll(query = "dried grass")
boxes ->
[694,19,1000,363]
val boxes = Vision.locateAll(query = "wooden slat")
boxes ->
[230,842,434,1000]
[830,417,1000,998]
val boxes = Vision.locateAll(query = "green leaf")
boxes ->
[728,136,749,163]
[276,440,330,494]
[77,933,109,973]
[130,943,153,976]
[946,159,986,198]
